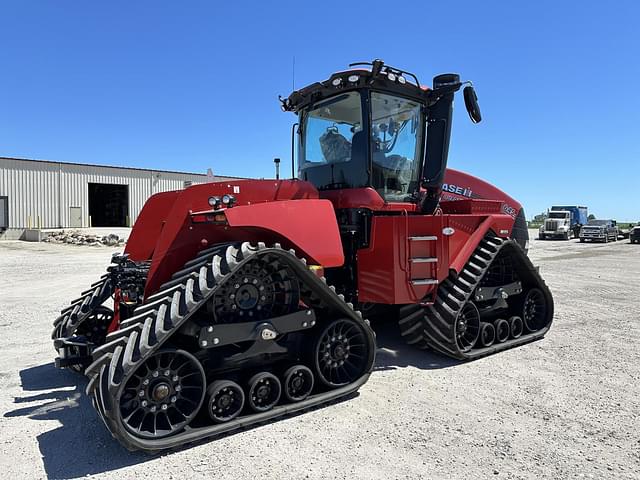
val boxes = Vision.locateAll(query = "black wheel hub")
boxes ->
[212,258,299,324]
[73,306,113,345]
[67,307,114,373]
[283,365,314,402]
[315,319,369,388]
[522,288,547,332]
[248,373,281,412]
[119,350,205,439]
[236,283,260,310]
[455,303,481,352]
[207,380,245,423]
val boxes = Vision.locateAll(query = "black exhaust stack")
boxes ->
[419,73,460,214]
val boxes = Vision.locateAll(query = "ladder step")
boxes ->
[409,236,438,241]
[410,257,438,263]
[411,278,439,285]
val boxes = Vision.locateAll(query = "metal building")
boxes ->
[0,156,235,238]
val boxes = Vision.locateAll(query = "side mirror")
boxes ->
[463,85,482,124]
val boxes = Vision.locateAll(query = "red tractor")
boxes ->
[52,60,553,451]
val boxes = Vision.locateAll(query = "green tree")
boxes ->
[588,214,596,221]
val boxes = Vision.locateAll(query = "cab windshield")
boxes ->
[370,92,423,201]
[298,90,424,200]
[299,92,368,190]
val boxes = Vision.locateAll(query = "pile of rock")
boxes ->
[43,231,126,247]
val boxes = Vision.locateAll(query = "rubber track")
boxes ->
[84,241,375,451]
[51,273,115,342]
[399,235,554,360]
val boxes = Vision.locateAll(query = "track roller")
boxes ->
[479,322,495,347]
[494,319,510,343]
[207,380,245,423]
[283,365,314,402]
[509,316,523,339]
[247,372,281,412]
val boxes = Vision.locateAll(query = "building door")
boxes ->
[69,207,82,228]
[88,183,129,227]
[0,196,8,229]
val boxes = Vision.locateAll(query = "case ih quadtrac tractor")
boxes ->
[52,60,553,451]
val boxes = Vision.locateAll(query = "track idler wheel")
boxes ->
[494,319,510,343]
[314,318,370,388]
[207,380,245,423]
[521,288,548,332]
[479,322,496,347]
[455,302,481,352]
[247,372,281,412]
[118,349,206,439]
[509,316,524,339]
[283,365,314,402]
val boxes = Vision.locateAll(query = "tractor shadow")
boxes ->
[4,363,148,478]
[371,319,462,371]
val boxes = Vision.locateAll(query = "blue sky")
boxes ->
[1,1,638,220]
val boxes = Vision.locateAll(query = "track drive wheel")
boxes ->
[118,349,206,439]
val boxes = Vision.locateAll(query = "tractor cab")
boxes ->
[281,59,481,212]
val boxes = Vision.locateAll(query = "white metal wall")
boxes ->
[0,158,225,229]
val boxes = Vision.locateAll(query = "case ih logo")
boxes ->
[442,183,473,198]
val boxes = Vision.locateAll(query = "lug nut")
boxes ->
[150,406,157,412]
[152,371,159,378]
[207,326,214,333]
[172,375,179,382]
[164,370,170,376]
[141,400,148,407]
[213,337,220,345]
[175,385,182,392]
[138,390,145,397]
[252,279,258,284]
[229,294,235,300]
[171,396,177,403]
[201,340,208,347]
[161,404,168,410]
[142,379,150,385]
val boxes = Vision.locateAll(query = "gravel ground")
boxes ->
[1,232,639,479]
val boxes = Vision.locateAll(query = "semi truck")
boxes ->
[539,205,588,240]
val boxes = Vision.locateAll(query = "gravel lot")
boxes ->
[1,232,638,479]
